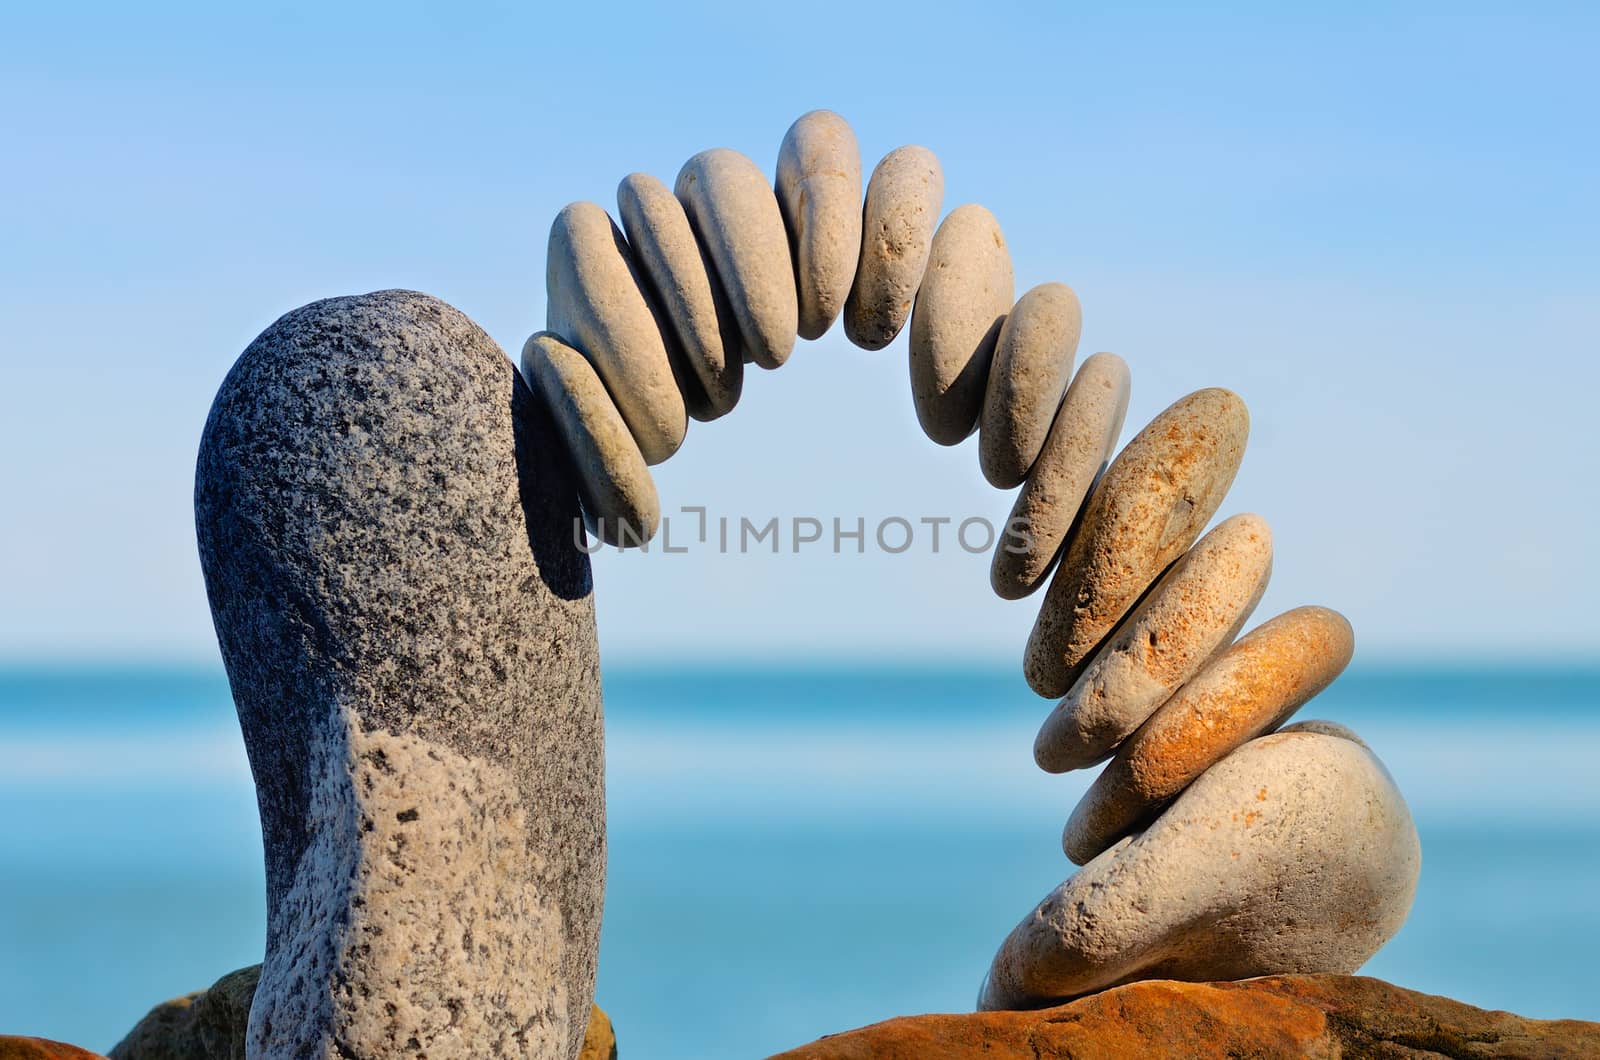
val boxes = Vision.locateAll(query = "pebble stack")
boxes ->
[524,110,1421,1013]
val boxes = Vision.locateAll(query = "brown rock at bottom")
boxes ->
[107,963,618,1060]
[0,1040,107,1060]
[768,975,1600,1059]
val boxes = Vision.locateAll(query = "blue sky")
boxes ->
[1,2,1595,663]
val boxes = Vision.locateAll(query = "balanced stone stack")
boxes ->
[523,109,1422,1014]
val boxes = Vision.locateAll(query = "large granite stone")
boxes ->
[194,290,603,1059]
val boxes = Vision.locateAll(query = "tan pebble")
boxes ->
[521,332,660,548]
[1062,605,1356,864]
[980,283,1084,488]
[908,204,1015,445]
[843,146,943,350]
[1024,388,1250,697]
[776,110,862,340]
[1278,718,1367,747]
[675,149,797,370]
[991,353,1130,600]
[1035,513,1274,774]
[980,728,1419,1009]
[617,172,743,420]
[545,202,686,464]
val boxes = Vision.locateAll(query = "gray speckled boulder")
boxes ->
[980,728,1420,1010]
[195,290,603,1060]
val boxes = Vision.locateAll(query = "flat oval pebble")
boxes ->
[1034,513,1274,774]
[775,110,862,340]
[979,282,1083,488]
[908,204,1014,444]
[991,353,1129,600]
[979,728,1420,1009]
[545,202,686,464]
[1061,605,1356,863]
[521,331,660,548]
[675,149,797,370]
[843,146,943,351]
[616,172,743,420]
[1024,388,1250,697]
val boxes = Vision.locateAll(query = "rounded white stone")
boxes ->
[675,148,798,370]
[908,204,1015,445]
[545,201,686,465]
[980,282,1083,488]
[521,331,660,549]
[844,145,943,351]
[617,172,743,421]
[776,109,862,341]
[980,728,1421,1010]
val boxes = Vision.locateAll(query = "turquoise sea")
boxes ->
[1,662,1597,1056]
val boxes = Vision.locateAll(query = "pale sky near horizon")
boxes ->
[1,3,1596,665]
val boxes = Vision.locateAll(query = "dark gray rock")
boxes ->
[195,290,603,1059]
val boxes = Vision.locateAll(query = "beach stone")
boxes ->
[908,204,1014,445]
[1279,717,1368,746]
[547,201,686,464]
[109,965,258,1060]
[979,283,1083,488]
[980,728,1420,1009]
[843,146,943,350]
[776,109,862,340]
[771,975,1600,1059]
[1062,606,1357,863]
[194,290,603,1060]
[991,353,1129,600]
[675,148,797,370]
[616,171,743,420]
[1024,388,1249,697]
[523,331,660,548]
[1034,512,1274,774]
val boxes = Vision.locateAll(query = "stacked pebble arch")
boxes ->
[520,109,1422,1011]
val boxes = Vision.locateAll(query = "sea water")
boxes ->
[1,663,1597,1056]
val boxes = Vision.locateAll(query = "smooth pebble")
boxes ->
[980,729,1420,1009]
[545,202,686,465]
[616,172,743,420]
[521,331,660,548]
[775,110,862,340]
[980,282,1083,488]
[991,353,1130,600]
[843,146,943,351]
[908,204,1014,445]
[675,148,797,370]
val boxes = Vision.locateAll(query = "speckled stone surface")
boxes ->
[617,171,743,420]
[991,352,1129,601]
[979,282,1083,489]
[194,290,603,1060]
[523,330,660,548]
[776,109,862,340]
[1034,512,1273,774]
[1063,605,1356,863]
[1024,388,1250,697]
[980,729,1421,1010]
[675,148,798,370]
[908,204,1014,445]
[843,145,943,351]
